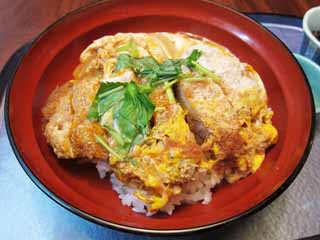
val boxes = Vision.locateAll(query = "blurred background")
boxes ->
[0,0,319,69]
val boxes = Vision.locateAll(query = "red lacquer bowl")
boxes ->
[5,0,315,234]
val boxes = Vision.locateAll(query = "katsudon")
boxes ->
[42,32,278,215]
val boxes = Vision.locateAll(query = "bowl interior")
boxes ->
[7,0,314,233]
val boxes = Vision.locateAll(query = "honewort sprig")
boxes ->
[89,48,221,157]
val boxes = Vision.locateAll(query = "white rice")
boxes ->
[95,161,111,179]
[96,161,222,216]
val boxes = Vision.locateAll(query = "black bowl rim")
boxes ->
[4,1,316,235]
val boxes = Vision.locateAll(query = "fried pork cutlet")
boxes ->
[42,76,109,159]
[177,39,278,182]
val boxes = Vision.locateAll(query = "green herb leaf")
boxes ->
[182,49,202,67]
[114,49,203,87]
[130,158,138,167]
[180,76,208,82]
[115,54,133,72]
[114,82,154,141]
[165,87,175,103]
[137,84,153,94]
[88,82,125,121]
[191,61,221,83]
[134,56,159,74]
[103,124,129,147]
[94,134,124,160]
[116,40,140,58]
[87,100,99,120]
[89,81,155,154]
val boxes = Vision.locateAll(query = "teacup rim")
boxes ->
[303,6,320,47]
